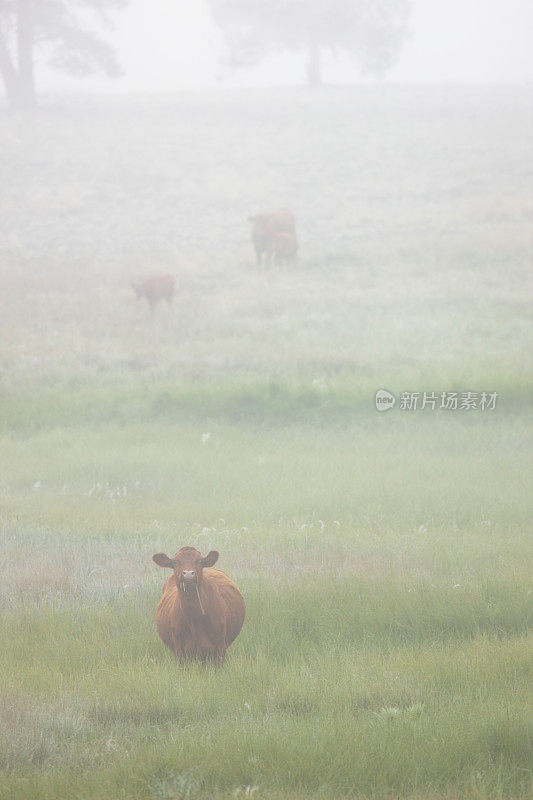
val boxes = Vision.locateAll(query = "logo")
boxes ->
[375,389,396,412]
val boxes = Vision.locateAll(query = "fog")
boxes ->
[31,0,533,94]
[1,1,533,798]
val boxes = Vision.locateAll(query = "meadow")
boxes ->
[0,86,532,799]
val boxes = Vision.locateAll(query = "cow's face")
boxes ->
[152,546,219,593]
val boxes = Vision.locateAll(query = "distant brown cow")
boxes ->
[250,209,297,267]
[132,274,175,310]
[152,546,245,665]
[265,230,298,265]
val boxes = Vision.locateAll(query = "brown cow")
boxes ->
[249,209,296,267]
[152,546,245,665]
[132,274,175,310]
[265,230,298,265]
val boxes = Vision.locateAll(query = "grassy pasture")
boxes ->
[0,86,532,799]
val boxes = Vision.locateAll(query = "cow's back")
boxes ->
[138,274,175,305]
[267,209,295,235]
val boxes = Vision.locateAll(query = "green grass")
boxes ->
[0,596,532,799]
[0,408,531,799]
[0,86,532,798]
[1,372,532,434]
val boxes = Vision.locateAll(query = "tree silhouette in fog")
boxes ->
[208,0,410,86]
[0,0,128,108]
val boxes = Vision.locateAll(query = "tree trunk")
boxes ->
[306,42,322,87]
[0,29,20,106]
[0,0,36,109]
[16,0,36,107]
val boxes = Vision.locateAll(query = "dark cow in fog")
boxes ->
[132,274,175,310]
[265,230,298,265]
[152,546,245,666]
[249,209,297,267]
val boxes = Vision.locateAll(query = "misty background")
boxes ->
[2,0,533,99]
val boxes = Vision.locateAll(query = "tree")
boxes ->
[207,0,411,86]
[0,0,128,109]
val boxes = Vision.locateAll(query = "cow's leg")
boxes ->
[171,633,187,665]
[211,643,226,667]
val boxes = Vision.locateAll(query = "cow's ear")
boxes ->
[200,550,219,568]
[152,553,174,569]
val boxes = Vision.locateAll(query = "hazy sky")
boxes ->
[30,0,533,92]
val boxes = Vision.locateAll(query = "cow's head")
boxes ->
[152,546,219,593]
